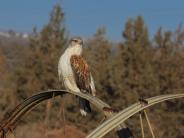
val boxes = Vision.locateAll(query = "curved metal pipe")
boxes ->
[0,89,112,137]
[87,93,184,138]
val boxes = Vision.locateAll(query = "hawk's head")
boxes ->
[69,37,83,47]
[67,37,83,55]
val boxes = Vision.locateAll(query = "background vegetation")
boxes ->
[0,4,184,138]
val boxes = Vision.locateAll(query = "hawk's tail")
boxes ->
[78,97,91,116]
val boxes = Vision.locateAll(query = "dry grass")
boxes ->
[14,123,86,138]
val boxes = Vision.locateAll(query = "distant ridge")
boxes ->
[0,29,29,39]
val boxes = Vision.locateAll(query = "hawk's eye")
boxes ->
[73,39,78,43]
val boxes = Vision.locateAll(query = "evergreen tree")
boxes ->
[15,4,67,99]
[152,27,184,137]
[118,16,158,101]
[85,28,113,99]
[0,48,15,119]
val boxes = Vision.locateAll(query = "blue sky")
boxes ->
[0,0,183,40]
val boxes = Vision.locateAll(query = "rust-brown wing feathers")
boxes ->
[70,55,91,93]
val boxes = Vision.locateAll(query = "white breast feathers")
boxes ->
[58,46,82,93]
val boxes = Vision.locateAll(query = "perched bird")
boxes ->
[58,37,96,116]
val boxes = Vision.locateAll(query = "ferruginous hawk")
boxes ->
[58,37,96,116]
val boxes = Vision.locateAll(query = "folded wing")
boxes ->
[70,55,92,93]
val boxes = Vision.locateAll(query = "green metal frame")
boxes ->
[0,89,112,137]
[0,90,183,138]
[87,93,184,138]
